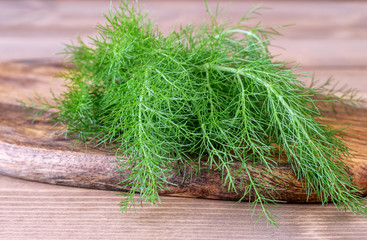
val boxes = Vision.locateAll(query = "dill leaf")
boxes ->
[32,1,366,226]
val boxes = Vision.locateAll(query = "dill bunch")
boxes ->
[40,1,366,226]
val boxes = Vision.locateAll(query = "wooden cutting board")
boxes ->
[1,60,366,203]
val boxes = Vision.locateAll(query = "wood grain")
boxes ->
[1,0,367,67]
[1,60,367,204]
[2,174,367,240]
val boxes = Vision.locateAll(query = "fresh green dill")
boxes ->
[31,0,366,226]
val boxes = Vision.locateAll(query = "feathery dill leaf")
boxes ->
[31,1,366,226]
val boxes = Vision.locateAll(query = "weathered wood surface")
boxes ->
[1,60,367,203]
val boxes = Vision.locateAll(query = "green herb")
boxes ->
[31,1,366,226]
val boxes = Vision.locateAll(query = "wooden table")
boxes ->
[1,1,367,239]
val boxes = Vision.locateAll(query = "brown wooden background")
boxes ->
[1,0,367,239]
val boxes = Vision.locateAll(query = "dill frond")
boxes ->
[34,0,366,226]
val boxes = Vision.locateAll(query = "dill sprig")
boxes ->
[34,1,366,226]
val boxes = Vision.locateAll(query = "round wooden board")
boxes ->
[1,60,367,203]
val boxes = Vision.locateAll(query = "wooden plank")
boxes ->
[1,0,366,32]
[4,37,367,67]
[1,60,366,106]
[301,67,367,99]
[2,0,366,37]
[0,0,367,66]
[1,174,367,240]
